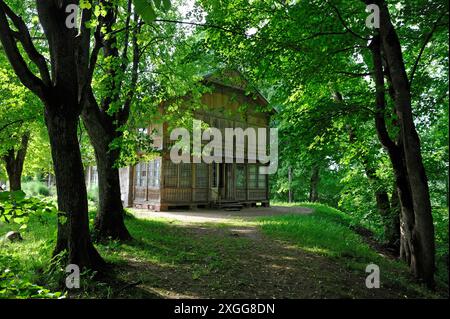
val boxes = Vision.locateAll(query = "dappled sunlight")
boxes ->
[269,264,294,271]
[130,206,311,225]
[302,246,332,256]
[0,202,443,298]
[145,287,199,299]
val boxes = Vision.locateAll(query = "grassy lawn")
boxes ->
[0,203,447,299]
[257,203,448,297]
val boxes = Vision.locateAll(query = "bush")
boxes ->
[87,186,99,204]
[0,269,64,299]
[22,181,51,197]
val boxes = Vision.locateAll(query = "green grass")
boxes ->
[259,208,370,259]
[257,202,448,297]
[0,202,447,298]
[0,210,251,298]
[101,216,247,269]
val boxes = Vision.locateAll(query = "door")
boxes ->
[225,164,234,201]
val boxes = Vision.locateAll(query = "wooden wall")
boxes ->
[129,80,271,208]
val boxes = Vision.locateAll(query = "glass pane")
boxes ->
[236,165,246,188]
[135,163,141,186]
[180,163,192,187]
[148,160,154,187]
[164,161,178,187]
[258,170,266,189]
[196,163,208,188]
[248,165,257,188]
[140,162,147,187]
[155,159,160,187]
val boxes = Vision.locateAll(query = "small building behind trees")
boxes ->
[93,71,274,211]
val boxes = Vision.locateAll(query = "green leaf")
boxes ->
[0,190,25,202]
[0,192,9,201]
[162,0,171,11]
[133,0,156,24]
[11,190,26,201]
[153,0,162,9]
[79,0,92,10]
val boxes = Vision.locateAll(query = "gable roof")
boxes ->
[202,69,271,109]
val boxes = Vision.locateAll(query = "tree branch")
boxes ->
[327,2,369,41]
[409,10,448,87]
[370,34,397,151]
[81,23,103,106]
[0,1,47,99]
[119,12,140,126]
[336,71,374,77]
[0,119,24,133]
[0,0,50,86]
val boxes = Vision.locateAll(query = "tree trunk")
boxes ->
[376,0,435,287]
[394,151,416,268]
[77,0,137,241]
[3,132,29,191]
[309,164,319,202]
[0,0,106,270]
[81,100,131,241]
[46,110,105,269]
[94,147,131,240]
[369,23,434,287]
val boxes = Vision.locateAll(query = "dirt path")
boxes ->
[131,206,313,223]
[107,208,413,299]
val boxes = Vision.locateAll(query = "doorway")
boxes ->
[224,163,234,201]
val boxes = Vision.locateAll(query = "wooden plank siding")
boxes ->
[126,72,272,210]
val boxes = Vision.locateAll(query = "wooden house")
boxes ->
[119,71,273,211]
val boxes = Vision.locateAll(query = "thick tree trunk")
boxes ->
[76,0,137,241]
[370,24,434,287]
[309,164,319,202]
[394,156,415,267]
[94,147,131,240]
[81,101,131,241]
[376,1,435,287]
[0,0,106,270]
[46,110,105,269]
[6,163,22,191]
[3,132,29,191]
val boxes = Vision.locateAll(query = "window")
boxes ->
[258,170,267,189]
[135,163,141,186]
[164,161,178,187]
[180,163,192,187]
[236,164,246,189]
[196,163,208,188]
[248,165,257,188]
[154,159,161,187]
[140,163,147,187]
[148,160,154,187]
[147,159,161,188]
[135,162,148,187]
